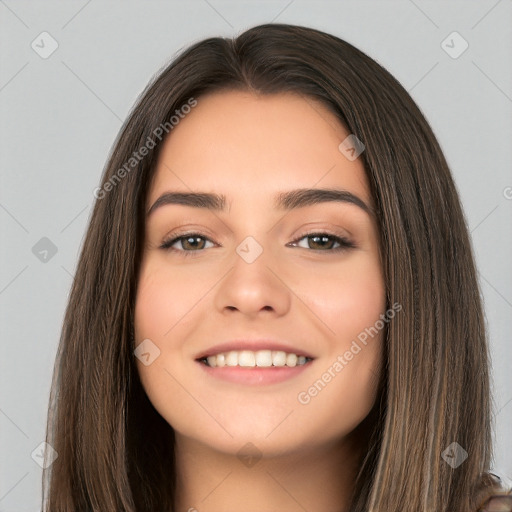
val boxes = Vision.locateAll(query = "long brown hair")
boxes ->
[42,23,504,511]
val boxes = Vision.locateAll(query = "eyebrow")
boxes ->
[147,188,373,217]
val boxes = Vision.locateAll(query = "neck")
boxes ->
[173,432,363,512]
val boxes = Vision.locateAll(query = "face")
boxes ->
[134,90,386,457]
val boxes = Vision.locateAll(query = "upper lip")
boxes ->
[195,340,316,360]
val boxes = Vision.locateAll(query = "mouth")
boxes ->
[195,344,315,385]
[197,349,314,368]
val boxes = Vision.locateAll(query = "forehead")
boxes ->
[147,90,371,209]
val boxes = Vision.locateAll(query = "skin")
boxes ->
[134,90,386,512]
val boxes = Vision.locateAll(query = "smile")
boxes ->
[200,350,313,368]
[196,350,314,385]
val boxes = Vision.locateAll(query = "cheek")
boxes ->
[294,253,385,421]
[298,253,385,339]
[134,276,166,340]
[133,262,200,426]
[134,260,205,340]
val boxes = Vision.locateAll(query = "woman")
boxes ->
[42,23,511,511]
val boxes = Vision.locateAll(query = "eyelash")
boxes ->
[159,230,356,257]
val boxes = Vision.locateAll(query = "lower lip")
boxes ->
[196,360,313,385]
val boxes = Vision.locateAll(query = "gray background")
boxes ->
[1,1,511,510]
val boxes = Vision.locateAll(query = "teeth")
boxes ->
[286,353,298,367]
[255,350,272,367]
[272,351,286,367]
[238,351,256,367]
[202,350,311,368]
[226,351,238,367]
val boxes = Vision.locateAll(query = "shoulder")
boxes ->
[475,472,512,512]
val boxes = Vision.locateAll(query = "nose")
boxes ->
[213,239,292,319]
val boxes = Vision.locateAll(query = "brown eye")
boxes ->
[289,232,355,252]
[160,233,214,253]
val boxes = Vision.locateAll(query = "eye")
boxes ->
[288,231,355,252]
[159,230,356,256]
[159,233,215,255]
